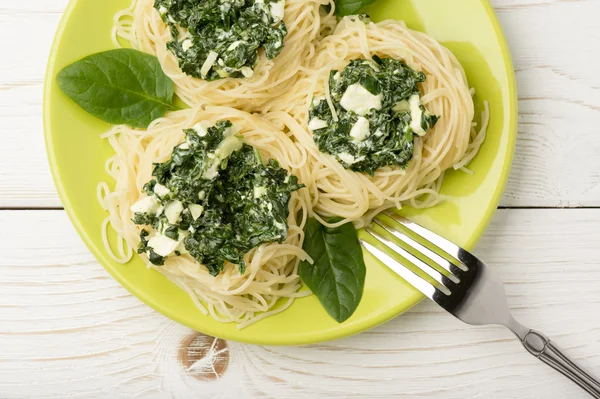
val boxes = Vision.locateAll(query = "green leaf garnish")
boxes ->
[57,49,177,128]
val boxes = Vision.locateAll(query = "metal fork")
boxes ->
[361,211,600,398]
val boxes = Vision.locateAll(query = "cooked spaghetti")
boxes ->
[98,106,313,327]
[112,0,336,111]
[268,16,489,227]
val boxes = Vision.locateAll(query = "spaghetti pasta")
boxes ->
[99,106,313,327]
[269,16,489,227]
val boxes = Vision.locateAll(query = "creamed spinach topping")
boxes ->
[130,120,303,276]
[155,0,287,81]
[308,56,439,175]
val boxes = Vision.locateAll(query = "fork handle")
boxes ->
[521,329,600,398]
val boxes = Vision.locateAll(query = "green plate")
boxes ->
[44,0,517,345]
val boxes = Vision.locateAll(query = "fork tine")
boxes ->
[366,226,455,294]
[384,211,479,270]
[360,236,448,301]
[374,216,465,277]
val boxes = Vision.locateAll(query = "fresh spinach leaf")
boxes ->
[335,0,377,16]
[57,49,177,128]
[299,218,366,322]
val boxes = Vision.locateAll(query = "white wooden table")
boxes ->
[2,1,600,398]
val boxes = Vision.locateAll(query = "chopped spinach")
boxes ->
[132,210,158,226]
[155,0,287,81]
[131,120,303,276]
[308,57,439,175]
[138,230,167,266]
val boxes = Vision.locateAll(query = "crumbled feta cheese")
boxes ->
[130,196,159,214]
[308,117,328,131]
[254,186,267,198]
[337,152,356,165]
[227,41,244,51]
[270,0,285,23]
[312,97,325,107]
[148,234,179,257]
[202,136,243,179]
[164,200,184,224]
[340,83,382,116]
[153,183,170,198]
[409,94,425,136]
[240,66,254,78]
[193,122,207,137]
[175,230,189,254]
[203,166,219,181]
[200,51,219,78]
[181,39,193,52]
[188,204,204,220]
[349,116,370,142]
[223,124,240,137]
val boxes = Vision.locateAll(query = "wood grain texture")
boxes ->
[2,1,600,398]
[0,0,600,207]
[1,209,599,398]
[491,0,600,206]
[0,0,67,208]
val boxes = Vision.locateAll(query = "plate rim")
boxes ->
[43,0,518,345]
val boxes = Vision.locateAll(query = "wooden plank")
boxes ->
[0,1,67,208]
[492,0,600,206]
[1,208,599,398]
[1,0,600,207]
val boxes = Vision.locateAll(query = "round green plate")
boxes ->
[44,0,517,345]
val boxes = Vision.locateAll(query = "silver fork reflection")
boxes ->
[361,211,600,398]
